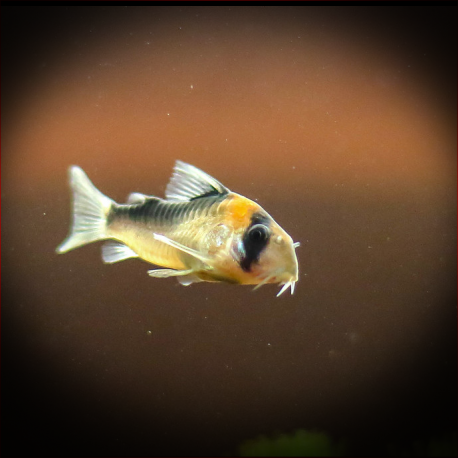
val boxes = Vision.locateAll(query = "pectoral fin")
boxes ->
[153,233,213,265]
[148,268,203,286]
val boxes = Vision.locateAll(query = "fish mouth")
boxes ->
[276,280,296,297]
[252,269,297,297]
[252,240,300,297]
[276,241,300,296]
[274,240,300,296]
[252,271,279,291]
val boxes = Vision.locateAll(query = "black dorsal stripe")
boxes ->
[107,198,162,226]
[108,195,226,229]
[240,213,271,272]
[189,187,222,201]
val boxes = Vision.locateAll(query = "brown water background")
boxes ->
[2,6,456,456]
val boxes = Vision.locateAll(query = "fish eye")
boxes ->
[248,224,270,243]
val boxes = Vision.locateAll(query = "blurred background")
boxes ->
[2,5,456,457]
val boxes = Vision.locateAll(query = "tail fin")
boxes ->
[56,166,115,254]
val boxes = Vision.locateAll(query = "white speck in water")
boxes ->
[292,166,296,170]
[167,113,170,116]
[190,84,194,89]
[43,212,46,216]
[267,343,271,346]
[147,330,152,335]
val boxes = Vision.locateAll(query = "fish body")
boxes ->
[56,161,299,296]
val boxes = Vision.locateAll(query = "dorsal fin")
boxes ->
[165,160,230,202]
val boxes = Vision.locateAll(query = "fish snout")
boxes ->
[275,242,299,296]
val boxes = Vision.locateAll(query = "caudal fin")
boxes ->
[56,166,114,254]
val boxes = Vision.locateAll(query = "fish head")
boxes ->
[208,194,299,295]
[250,221,300,296]
[229,205,299,295]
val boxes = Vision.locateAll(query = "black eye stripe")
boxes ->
[240,213,271,272]
[250,213,270,226]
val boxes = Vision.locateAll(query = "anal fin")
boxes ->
[102,241,138,264]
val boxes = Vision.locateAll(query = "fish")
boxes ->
[56,161,300,296]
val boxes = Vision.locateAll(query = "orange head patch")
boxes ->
[223,194,259,228]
